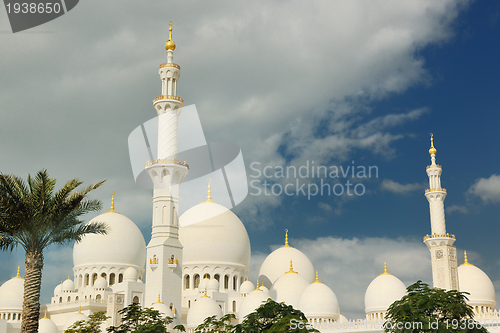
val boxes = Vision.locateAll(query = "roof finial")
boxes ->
[429,133,437,156]
[381,262,391,275]
[43,310,48,319]
[462,250,472,266]
[165,21,176,51]
[13,266,22,279]
[283,229,290,247]
[313,271,321,284]
[207,178,213,202]
[110,191,116,213]
[77,305,82,314]
[202,287,209,298]
[286,259,298,274]
[156,294,162,304]
[254,279,261,291]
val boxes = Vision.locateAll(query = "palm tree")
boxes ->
[0,169,108,333]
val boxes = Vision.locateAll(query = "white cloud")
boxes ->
[468,174,500,203]
[380,179,425,194]
[318,202,333,212]
[250,236,431,319]
[446,204,468,214]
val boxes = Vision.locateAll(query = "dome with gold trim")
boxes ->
[458,251,496,308]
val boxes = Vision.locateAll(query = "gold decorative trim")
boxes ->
[423,233,455,240]
[153,95,184,103]
[425,188,446,193]
[159,63,180,70]
[146,158,189,169]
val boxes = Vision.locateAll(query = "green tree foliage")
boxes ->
[64,311,108,333]
[0,170,107,333]
[195,299,319,333]
[385,280,489,333]
[107,302,185,333]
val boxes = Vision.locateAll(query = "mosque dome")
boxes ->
[269,262,310,309]
[53,282,62,296]
[338,314,348,323]
[73,211,146,269]
[258,232,315,288]
[198,278,210,291]
[259,285,269,294]
[0,269,24,310]
[179,202,250,268]
[123,266,138,282]
[298,273,340,320]
[63,309,88,331]
[365,264,406,314]
[238,288,270,323]
[186,294,222,328]
[39,316,58,333]
[152,301,173,317]
[61,278,75,292]
[458,253,496,308]
[207,278,219,292]
[94,277,108,290]
[240,280,255,294]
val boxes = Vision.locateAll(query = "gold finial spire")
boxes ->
[283,229,290,247]
[77,305,82,314]
[165,21,176,51]
[43,310,48,319]
[156,294,162,304]
[381,262,391,275]
[13,266,22,279]
[313,271,322,283]
[429,133,437,155]
[286,259,298,274]
[254,279,261,291]
[202,287,209,298]
[246,276,249,281]
[462,250,472,266]
[206,178,213,202]
[110,191,116,213]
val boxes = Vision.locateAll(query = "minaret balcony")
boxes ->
[425,188,446,193]
[423,233,456,248]
[426,164,442,169]
[146,158,189,169]
[154,95,184,103]
[159,62,180,70]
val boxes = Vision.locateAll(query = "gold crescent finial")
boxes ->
[202,287,209,298]
[286,259,298,274]
[254,279,261,291]
[381,261,391,275]
[313,271,321,283]
[429,133,437,155]
[169,21,173,27]
[165,21,176,51]
[283,229,290,247]
[14,266,21,279]
[43,310,48,319]
[203,178,217,203]
[462,250,472,266]
[77,305,82,314]
[156,294,162,303]
[110,191,116,213]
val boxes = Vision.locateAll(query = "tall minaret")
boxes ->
[423,134,459,290]
[144,22,188,310]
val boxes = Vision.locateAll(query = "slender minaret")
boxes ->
[144,22,188,309]
[423,134,458,290]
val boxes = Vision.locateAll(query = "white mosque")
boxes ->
[0,25,499,333]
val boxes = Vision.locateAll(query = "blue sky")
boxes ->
[0,0,499,319]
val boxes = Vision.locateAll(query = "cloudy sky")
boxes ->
[1,0,500,320]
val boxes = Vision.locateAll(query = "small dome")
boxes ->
[458,261,496,308]
[207,278,219,292]
[124,266,138,282]
[338,314,348,323]
[61,278,75,292]
[269,269,310,309]
[165,25,176,51]
[259,246,315,288]
[152,301,173,317]
[94,277,107,290]
[53,282,62,296]
[0,271,24,311]
[365,268,406,314]
[186,295,222,328]
[259,285,269,294]
[240,280,255,294]
[63,310,88,331]
[198,278,210,291]
[73,212,146,270]
[39,317,58,333]
[179,202,251,269]
[238,289,270,323]
[298,276,340,320]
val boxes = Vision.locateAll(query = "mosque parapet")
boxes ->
[423,233,455,241]
[146,158,189,168]
[425,188,446,193]
[159,62,180,70]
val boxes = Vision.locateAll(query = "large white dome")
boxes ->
[179,202,250,268]
[259,246,315,288]
[73,211,146,268]
[238,289,270,323]
[186,295,222,328]
[38,316,58,333]
[269,268,310,309]
[365,269,406,314]
[458,261,496,308]
[298,276,340,320]
[0,271,24,311]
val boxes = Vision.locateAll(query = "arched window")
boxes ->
[224,275,229,289]
[84,274,89,286]
[118,273,123,283]
[232,300,236,312]
[92,273,98,285]
[96,294,102,300]
[101,273,107,280]
[233,276,237,291]
[184,275,190,289]
[79,274,83,287]
[188,300,191,308]
[133,296,139,304]
[109,273,115,285]
[241,276,244,285]
[169,303,173,310]
[214,274,220,282]
[59,297,62,303]
[194,274,200,289]
[67,296,71,302]
[203,273,210,279]
[75,296,79,301]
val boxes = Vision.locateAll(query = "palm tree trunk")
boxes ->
[21,250,43,333]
